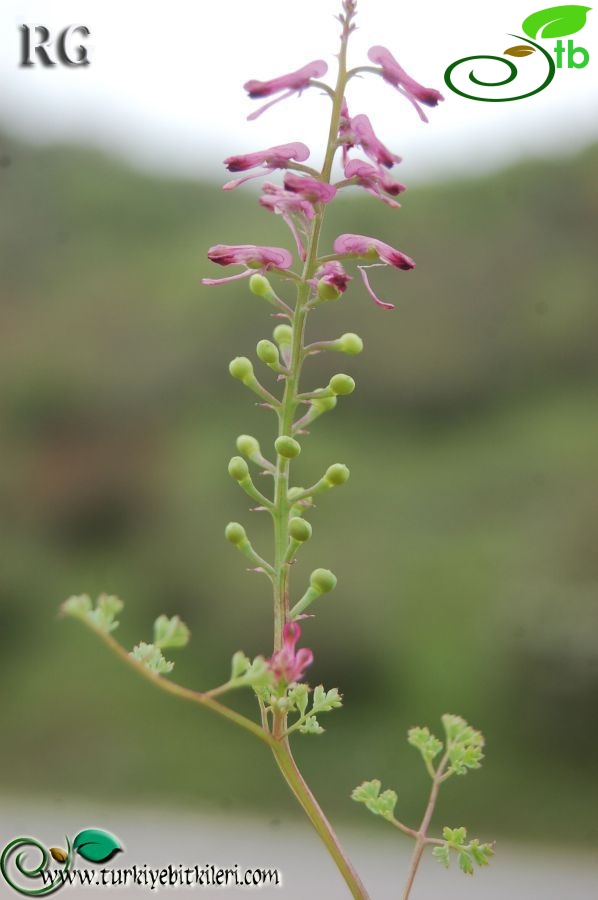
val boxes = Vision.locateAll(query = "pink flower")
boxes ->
[333,234,416,309]
[349,115,401,169]
[202,244,294,287]
[283,172,337,204]
[313,261,352,294]
[259,184,315,260]
[333,234,415,270]
[223,142,310,191]
[268,622,314,684]
[367,46,444,123]
[244,60,328,121]
[344,159,406,208]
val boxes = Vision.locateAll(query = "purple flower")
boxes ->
[268,622,314,684]
[202,244,294,286]
[367,46,444,123]
[313,260,352,294]
[333,234,415,309]
[344,159,406,208]
[283,172,337,204]
[347,114,401,169]
[244,60,328,121]
[223,142,310,191]
[259,184,315,260]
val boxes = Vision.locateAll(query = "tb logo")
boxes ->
[19,24,91,67]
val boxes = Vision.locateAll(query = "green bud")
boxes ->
[336,333,363,355]
[229,356,254,383]
[225,522,247,545]
[288,486,305,503]
[289,517,312,542]
[257,339,280,367]
[312,395,338,414]
[228,456,250,481]
[325,463,350,486]
[236,434,260,460]
[275,436,301,459]
[329,373,356,396]
[310,568,337,594]
[249,273,277,302]
[318,281,342,301]
[273,324,293,346]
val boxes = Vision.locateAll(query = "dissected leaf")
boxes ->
[153,614,190,649]
[522,4,591,39]
[504,44,536,56]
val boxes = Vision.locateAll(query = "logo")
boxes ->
[444,4,591,101]
[1,829,122,895]
[19,25,91,67]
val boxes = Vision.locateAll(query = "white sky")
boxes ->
[0,0,596,184]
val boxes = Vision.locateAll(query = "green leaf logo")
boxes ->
[73,829,122,863]
[522,5,591,39]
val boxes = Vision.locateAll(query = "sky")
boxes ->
[0,0,596,184]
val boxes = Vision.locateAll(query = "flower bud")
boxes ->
[257,339,280,367]
[310,568,337,594]
[273,324,293,346]
[275,436,301,459]
[325,463,350,486]
[312,395,337,414]
[225,522,247,545]
[318,281,342,301]
[229,356,254,383]
[288,486,305,503]
[329,373,356,395]
[249,273,277,301]
[289,517,312,542]
[236,434,261,460]
[336,333,363,355]
[228,456,250,481]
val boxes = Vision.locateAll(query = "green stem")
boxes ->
[272,738,370,900]
[88,623,276,748]
[267,9,370,900]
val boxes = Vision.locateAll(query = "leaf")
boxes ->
[504,44,536,56]
[432,845,451,868]
[153,614,190,649]
[522,5,591,39]
[351,779,397,819]
[73,829,122,863]
[130,642,174,675]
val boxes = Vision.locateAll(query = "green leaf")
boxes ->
[61,594,93,620]
[288,683,309,716]
[73,829,122,863]
[408,726,443,768]
[299,714,324,735]
[351,779,397,819]
[470,839,495,867]
[458,850,474,875]
[130,642,174,675]
[442,714,485,775]
[443,825,467,846]
[153,614,190,649]
[88,594,124,633]
[230,650,251,680]
[432,845,450,868]
[522,5,591,39]
[312,685,342,713]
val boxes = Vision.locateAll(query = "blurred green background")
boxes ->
[1,132,597,845]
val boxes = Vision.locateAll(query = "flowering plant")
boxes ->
[62,3,493,896]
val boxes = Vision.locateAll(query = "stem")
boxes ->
[87,623,276,748]
[267,9,369,899]
[401,752,450,900]
[272,738,370,900]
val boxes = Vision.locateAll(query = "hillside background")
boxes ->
[1,133,597,845]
